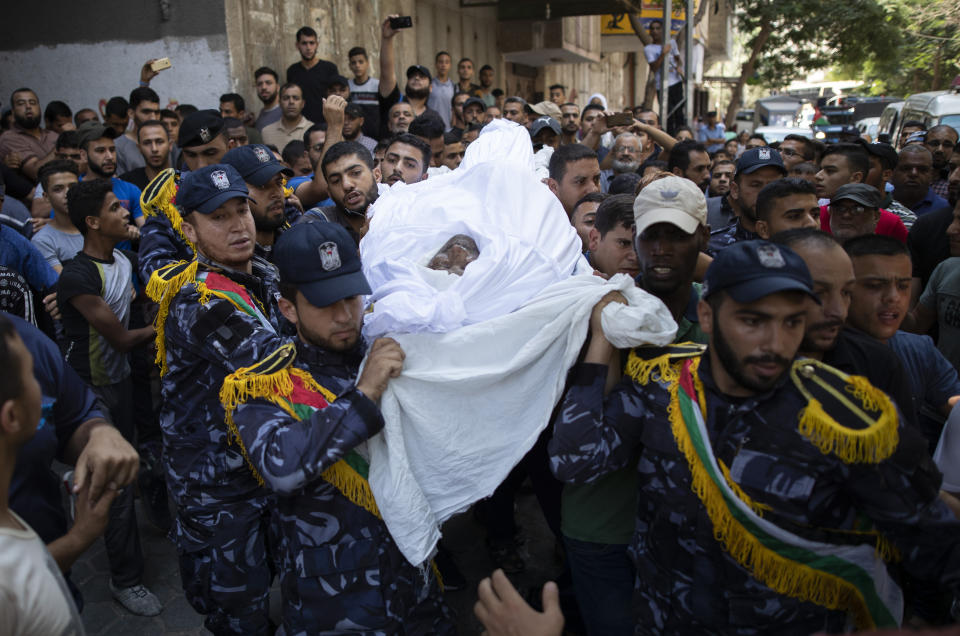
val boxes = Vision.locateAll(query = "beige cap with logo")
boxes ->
[633,175,707,236]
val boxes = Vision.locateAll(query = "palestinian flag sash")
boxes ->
[220,343,380,519]
[146,260,275,375]
[668,357,903,630]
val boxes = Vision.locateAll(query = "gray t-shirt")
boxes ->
[920,256,960,371]
[31,224,83,270]
[428,78,455,130]
[114,134,145,175]
[255,105,282,131]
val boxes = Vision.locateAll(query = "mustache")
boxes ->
[743,353,791,367]
[808,319,843,333]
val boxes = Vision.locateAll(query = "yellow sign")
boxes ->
[602,1,699,36]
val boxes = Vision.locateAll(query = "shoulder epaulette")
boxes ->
[625,342,706,386]
[140,168,194,251]
[146,259,200,375]
[790,359,898,464]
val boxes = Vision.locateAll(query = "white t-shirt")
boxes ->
[644,38,682,87]
[0,511,86,635]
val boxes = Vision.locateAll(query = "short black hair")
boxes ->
[790,161,818,175]
[504,96,525,107]
[901,120,926,131]
[409,112,445,140]
[38,158,79,191]
[572,192,607,217]
[66,179,113,236]
[843,234,910,259]
[281,140,307,165]
[348,46,368,59]
[222,117,243,131]
[549,84,566,92]
[443,130,463,145]
[320,141,375,177]
[160,108,177,120]
[10,87,36,105]
[176,104,198,117]
[136,120,168,140]
[748,133,767,143]
[279,83,303,98]
[640,158,668,174]
[770,227,840,251]
[0,313,22,405]
[303,122,327,146]
[56,130,81,151]
[822,143,870,178]
[548,143,598,181]
[581,103,604,119]
[128,87,160,109]
[386,133,432,171]
[594,194,635,237]
[608,173,643,195]
[458,57,473,65]
[73,108,97,126]
[783,134,816,160]
[479,64,493,73]
[491,88,504,98]
[436,51,451,61]
[668,140,708,174]
[220,93,246,113]
[296,26,317,41]
[756,178,817,222]
[254,66,278,82]
[105,96,129,118]
[43,100,71,123]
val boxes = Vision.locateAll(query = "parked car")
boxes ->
[753,125,813,144]
[894,90,960,147]
[877,101,904,144]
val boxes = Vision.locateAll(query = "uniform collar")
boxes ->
[295,338,365,375]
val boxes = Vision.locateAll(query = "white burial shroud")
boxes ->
[359,119,678,566]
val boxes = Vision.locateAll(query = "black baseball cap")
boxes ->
[177,164,250,215]
[76,121,120,149]
[463,97,486,113]
[735,147,786,177]
[344,104,364,119]
[178,109,225,148]
[406,65,432,81]
[703,240,819,304]
[529,116,561,138]
[222,144,293,187]
[858,140,898,170]
[832,183,882,209]
[273,222,372,307]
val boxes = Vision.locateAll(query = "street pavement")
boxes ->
[73,483,567,635]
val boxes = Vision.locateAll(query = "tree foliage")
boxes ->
[857,0,960,95]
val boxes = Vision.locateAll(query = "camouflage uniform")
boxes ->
[137,169,194,282]
[706,219,758,257]
[156,254,287,635]
[549,350,960,634]
[229,340,455,635]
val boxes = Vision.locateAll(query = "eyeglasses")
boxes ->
[779,148,801,157]
[829,204,871,216]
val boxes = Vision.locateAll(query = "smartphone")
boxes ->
[606,112,634,127]
[150,57,172,72]
[389,16,413,29]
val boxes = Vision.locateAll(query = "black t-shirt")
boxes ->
[119,167,150,191]
[823,327,918,429]
[287,59,340,124]
[58,250,138,385]
[908,205,953,289]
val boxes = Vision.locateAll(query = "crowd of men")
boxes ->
[1,12,960,636]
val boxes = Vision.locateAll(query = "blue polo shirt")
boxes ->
[0,225,57,293]
[912,187,950,218]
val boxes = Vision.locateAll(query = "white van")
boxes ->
[895,90,960,145]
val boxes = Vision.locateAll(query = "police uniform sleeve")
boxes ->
[845,422,960,593]
[137,215,189,282]
[231,386,383,495]
[548,362,646,484]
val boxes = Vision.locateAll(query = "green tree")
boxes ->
[858,0,960,96]
[724,0,901,126]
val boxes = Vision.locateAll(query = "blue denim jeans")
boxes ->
[564,535,635,636]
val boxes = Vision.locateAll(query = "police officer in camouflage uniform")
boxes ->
[221,221,454,635]
[147,163,285,634]
[138,110,229,281]
[221,143,298,263]
[549,240,960,634]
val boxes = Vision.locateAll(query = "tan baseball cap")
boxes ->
[633,175,707,236]
[529,101,562,121]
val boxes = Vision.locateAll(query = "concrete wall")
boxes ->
[224,0,500,114]
[0,1,231,113]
